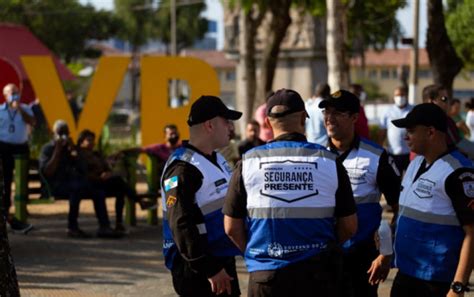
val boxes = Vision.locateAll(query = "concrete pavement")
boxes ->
[8,200,473,297]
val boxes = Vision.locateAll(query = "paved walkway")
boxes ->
[9,200,474,297]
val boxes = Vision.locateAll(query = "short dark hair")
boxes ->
[422,84,445,102]
[163,124,178,133]
[314,83,331,99]
[450,98,461,106]
[77,129,95,146]
[395,85,408,94]
[248,120,260,127]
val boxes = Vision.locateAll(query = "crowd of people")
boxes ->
[161,88,474,297]
[2,80,474,296]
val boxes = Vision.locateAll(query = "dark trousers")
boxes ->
[98,175,138,224]
[171,255,240,297]
[52,179,110,230]
[341,239,379,297]
[0,141,29,218]
[248,248,343,297]
[390,154,410,175]
[391,271,450,297]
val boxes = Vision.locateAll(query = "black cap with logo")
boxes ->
[318,90,360,113]
[392,103,447,132]
[265,88,308,118]
[187,95,242,126]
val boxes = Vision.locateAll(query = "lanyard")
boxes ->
[7,108,17,122]
[6,107,18,134]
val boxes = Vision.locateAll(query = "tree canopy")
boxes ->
[154,0,208,53]
[446,0,474,69]
[0,0,122,62]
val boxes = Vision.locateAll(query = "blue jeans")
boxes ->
[52,179,110,230]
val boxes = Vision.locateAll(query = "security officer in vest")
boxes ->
[223,88,357,297]
[391,103,474,297]
[319,90,401,297]
[161,95,242,297]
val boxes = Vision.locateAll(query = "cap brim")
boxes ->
[318,100,332,109]
[391,118,412,128]
[223,109,242,121]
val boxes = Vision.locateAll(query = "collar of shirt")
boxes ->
[327,135,360,162]
[413,149,452,182]
[269,132,307,143]
[183,141,219,166]
[0,103,8,110]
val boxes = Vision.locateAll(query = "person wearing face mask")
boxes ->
[0,83,36,234]
[379,86,414,174]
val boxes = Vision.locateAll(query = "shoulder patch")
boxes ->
[164,176,178,192]
[462,181,474,198]
[166,195,177,207]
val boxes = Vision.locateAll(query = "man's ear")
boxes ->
[351,112,359,124]
[264,116,271,129]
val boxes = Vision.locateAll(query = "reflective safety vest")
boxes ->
[340,139,383,249]
[242,141,338,272]
[161,147,240,270]
[394,151,471,282]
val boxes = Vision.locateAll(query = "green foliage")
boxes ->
[354,78,389,102]
[0,0,122,62]
[154,0,208,52]
[114,0,155,50]
[347,0,406,53]
[446,0,474,69]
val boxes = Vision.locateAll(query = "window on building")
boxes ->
[418,69,432,78]
[225,71,236,81]
[368,69,378,79]
[392,69,398,79]
[381,69,391,79]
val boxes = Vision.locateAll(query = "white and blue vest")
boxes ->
[242,141,338,272]
[339,139,384,249]
[161,147,240,270]
[394,151,471,282]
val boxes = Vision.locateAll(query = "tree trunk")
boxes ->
[426,0,463,97]
[0,160,20,297]
[258,0,292,107]
[326,0,350,91]
[237,5,265,132]
[130,45,139,110]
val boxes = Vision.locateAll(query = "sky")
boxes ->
[80,0,427,50]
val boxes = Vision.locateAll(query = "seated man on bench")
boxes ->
[76,129,155,233]
[39,120,122,239]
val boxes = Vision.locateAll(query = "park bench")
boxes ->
[12,153,162,226]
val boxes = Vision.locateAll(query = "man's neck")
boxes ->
[424,144,448,165]
[188,138,213,155]
[330,135,355,152]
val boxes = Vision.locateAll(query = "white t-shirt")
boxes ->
[380,104,414,155]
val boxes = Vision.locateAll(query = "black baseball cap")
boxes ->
[318,90,360,113]
[266,88,308,118]
[187,95,242,126]
[392,103,447,132]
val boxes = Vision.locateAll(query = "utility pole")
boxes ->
[170,0,178,103]
[409,0,419,104]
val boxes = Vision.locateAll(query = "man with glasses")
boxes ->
[422,84,474,159]
[320,90,401,297]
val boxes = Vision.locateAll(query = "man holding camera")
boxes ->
[0,83,35,233]
[39,120,121,239]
